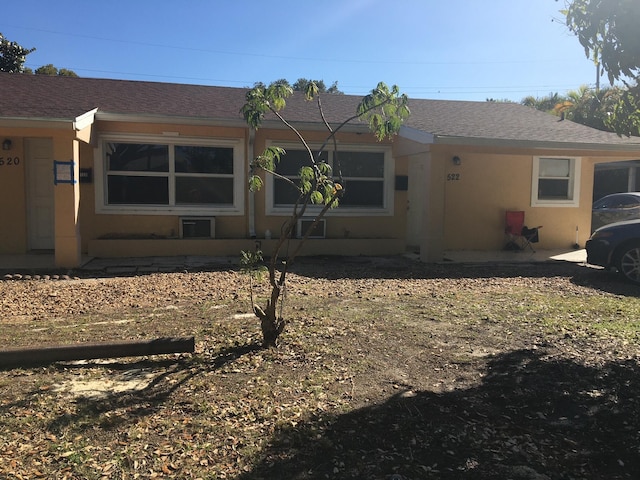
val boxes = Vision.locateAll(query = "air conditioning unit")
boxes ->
[297,218,326,239]
[180,217,215,238]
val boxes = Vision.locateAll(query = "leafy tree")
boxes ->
[35,64,78,77]
[34,63,58,76]
[559,85,634,132]
[254,78,344,95]
[240,81,409,347]
[57,68,78,77]
[0,32,35,73]
[265,78,343,94]
[521,92,565,113]
[292,78,343,94]
[520,85,637,135]
[0,34,78,77]
[564,0,640,135]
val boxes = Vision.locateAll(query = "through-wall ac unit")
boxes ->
[296,218,326,239]
[180,217,215,238]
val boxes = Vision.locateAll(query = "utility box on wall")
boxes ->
[180,217,215,238]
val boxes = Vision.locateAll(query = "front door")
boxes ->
[26,138,55,250]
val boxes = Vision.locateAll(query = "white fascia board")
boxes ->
[257,119,370,134]
[433,135,640,153]
[73,108,98,131]
[95,111,247,128]
[398,125,435,144]
[0,117,74,129]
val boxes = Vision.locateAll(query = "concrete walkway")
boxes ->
[0,248,588,274]
[441,248,587,265]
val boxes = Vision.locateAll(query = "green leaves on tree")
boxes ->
[564,0,640,136]
[241,83,293,129]
[254,146,286,171]
[0,32,35,73]
[357,82,410,140]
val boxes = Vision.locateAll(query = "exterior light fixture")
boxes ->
[2,139,11,151]
[452,155,461,165]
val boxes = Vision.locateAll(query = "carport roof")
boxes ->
[2,72,640,149]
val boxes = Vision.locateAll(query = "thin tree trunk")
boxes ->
[254,284,285,348]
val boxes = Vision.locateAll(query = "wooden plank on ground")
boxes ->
[0,337,195,368]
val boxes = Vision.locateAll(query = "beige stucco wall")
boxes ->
[0,133,28,253]
[0,126,81,256]
[5,117,640,266]
[432,145,640,254]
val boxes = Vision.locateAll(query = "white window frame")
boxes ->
[531,156,581,207]
[265,143,394,216]
[94,134,245,215]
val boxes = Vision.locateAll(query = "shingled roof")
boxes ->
[2,72,640,149]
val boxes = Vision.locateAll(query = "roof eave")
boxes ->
[399,125,435,144]
[433,135,640,152]
[257,118,370,134]
[0,116,75,130]
[96,112,371,134]
[95,111,248,128]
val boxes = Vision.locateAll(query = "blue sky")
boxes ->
[1,0,599,102]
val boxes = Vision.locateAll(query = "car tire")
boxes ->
[616,242,640,284]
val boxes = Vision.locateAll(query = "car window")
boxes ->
[594,194,640,209]
[615,195,640,208]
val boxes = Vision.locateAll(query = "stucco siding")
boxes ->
[0,133,28,253]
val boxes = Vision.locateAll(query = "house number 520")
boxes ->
[0,157,20,166]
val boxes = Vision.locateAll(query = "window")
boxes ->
[531,156,581,207]
[268,145,393,215]
[96,136,244,215]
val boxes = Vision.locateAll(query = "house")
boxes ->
[2,72,640,268]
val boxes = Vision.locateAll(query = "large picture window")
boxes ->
[268,145,393,215]
[96,136,244,215]
[531,156,581,207]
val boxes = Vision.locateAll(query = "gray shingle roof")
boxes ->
[403,98,640,146]
[0,73,247,121]
[2,72,640,148]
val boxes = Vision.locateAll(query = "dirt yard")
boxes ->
[0,257,639,479]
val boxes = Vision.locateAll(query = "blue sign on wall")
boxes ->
[53,160,76,185]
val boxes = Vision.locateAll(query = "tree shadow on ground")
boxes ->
[239,349,640,480]
[42,343,261,434]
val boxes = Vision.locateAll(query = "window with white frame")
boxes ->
[96,136,244,215]
[268,145,393,215]
[531,156,581,207]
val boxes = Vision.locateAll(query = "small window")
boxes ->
[532,156,581,207]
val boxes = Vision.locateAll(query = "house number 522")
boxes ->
[447,173,460,181]
[0,157,20,166]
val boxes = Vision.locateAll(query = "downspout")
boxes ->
[248,127,257,238]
